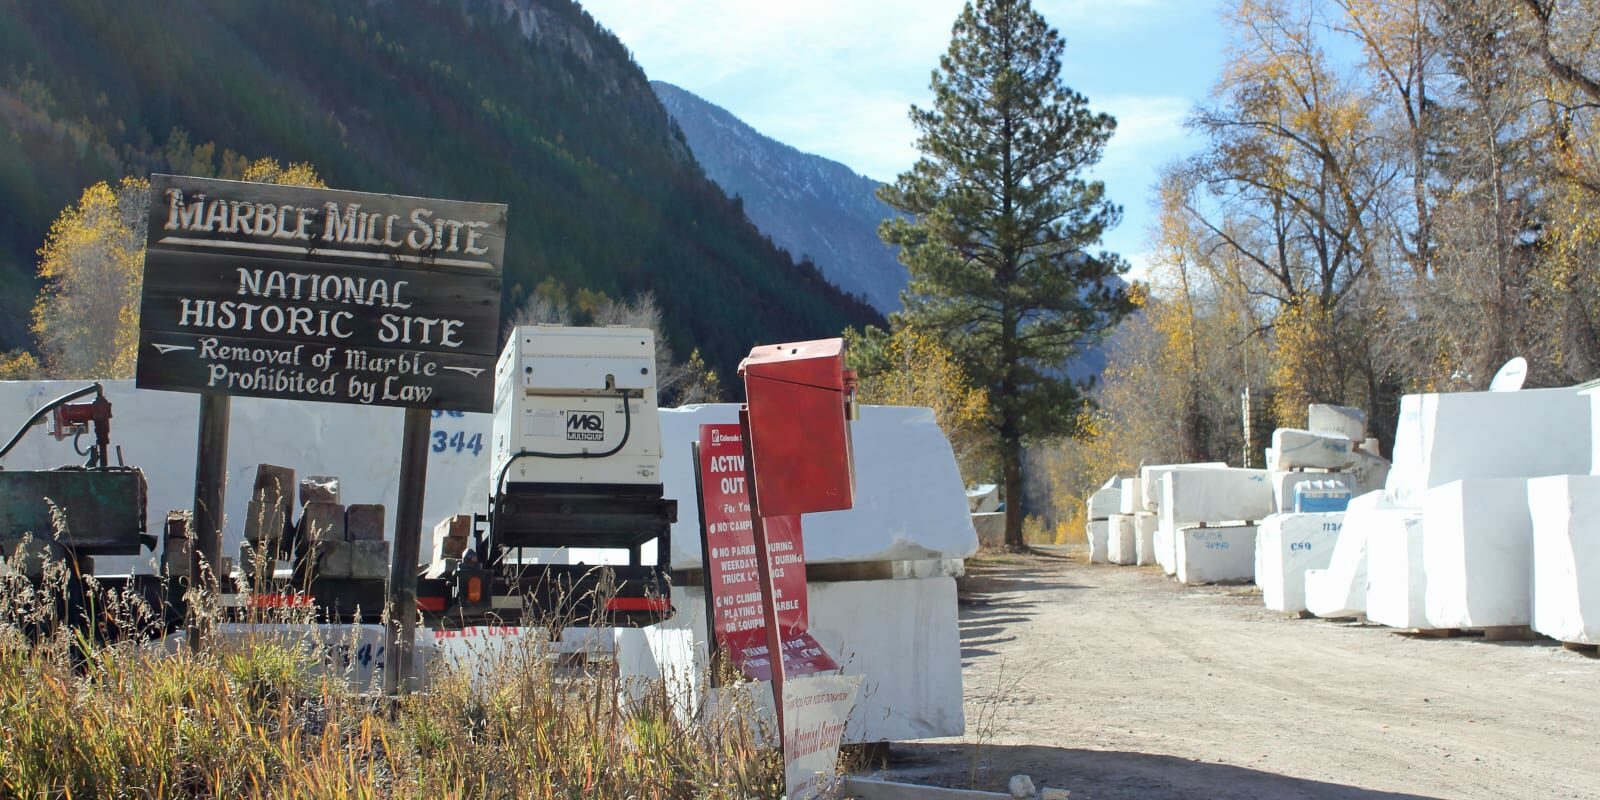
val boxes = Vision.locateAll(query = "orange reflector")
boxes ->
[466,575,485,604]
[605,597,670,612]
[250,593,312,608]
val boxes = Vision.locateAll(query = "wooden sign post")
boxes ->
[136,174,505,680]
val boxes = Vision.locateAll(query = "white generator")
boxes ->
[491,326,663,487]
[450,325,676,627]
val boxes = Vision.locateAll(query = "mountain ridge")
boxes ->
[651,81,909,313]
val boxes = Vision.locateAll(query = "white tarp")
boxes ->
[1527,475,1600,645]
[1255,513,1344,613]
[0,384,977,573]
[1388,387,1591,499]
[0,380,490,574]
[1422,479,1533,629]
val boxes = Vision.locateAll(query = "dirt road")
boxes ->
[873,549,1599,800]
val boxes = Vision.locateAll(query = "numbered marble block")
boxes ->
[1133,513,1158,566]
[1255,513,1344,613]
[1108,515,1137,565]
[1087,520,1110,564]
[1176,524,1257,585]
[1119,477,1143,515]
[1388,387,1591,500]
[1527,475,1600,645]
[1365,510,1428,629]
[1273,429,1357,470]
[1308,403,1366,441]
[1139,463,1227,513]
[1160,467,1272,528]
[1422,479,1533,629]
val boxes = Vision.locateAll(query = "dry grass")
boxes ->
[0,545,787,799]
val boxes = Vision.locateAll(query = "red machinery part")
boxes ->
[738,337,856,517]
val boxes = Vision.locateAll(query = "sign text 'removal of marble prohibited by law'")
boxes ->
[136,175,506,412]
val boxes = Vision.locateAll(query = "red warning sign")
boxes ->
[698,423,838,680]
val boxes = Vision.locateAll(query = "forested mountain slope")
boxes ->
[0,0,881,373]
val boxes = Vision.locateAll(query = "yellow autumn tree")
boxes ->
[847,325,994,486]
[32,176,149,378]
[0,350,44,381]
[29,160,325,378]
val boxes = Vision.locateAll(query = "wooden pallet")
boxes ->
[1407,626,1540,641]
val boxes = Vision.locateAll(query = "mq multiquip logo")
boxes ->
[567,410,605,441]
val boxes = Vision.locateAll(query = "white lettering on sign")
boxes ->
[162,190,494,257]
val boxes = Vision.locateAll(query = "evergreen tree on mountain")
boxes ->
[880,0,1134,549]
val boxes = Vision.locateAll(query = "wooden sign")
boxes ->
[136,174,505,412]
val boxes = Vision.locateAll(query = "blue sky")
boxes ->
[581,0,1228,281]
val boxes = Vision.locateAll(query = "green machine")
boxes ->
[0,383,157,639]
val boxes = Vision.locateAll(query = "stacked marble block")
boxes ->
[1084,483,1121,564]
[1306,387,1595,635]
[1267,404,1390,516]
[1138,463,1224,577]
[1106,477,1158,566]
[1135,465,1273,585]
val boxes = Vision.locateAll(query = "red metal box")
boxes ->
[739,338,855,516]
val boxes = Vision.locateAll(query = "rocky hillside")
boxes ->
[652,81,909,313]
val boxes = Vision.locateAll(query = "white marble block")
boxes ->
[1365,510,1428,629]
[1134,513,1158,566]
[1388,387,1591,498]
[1308,403,1366,441]
[1108,515,1137,565]
[1087,520,1109,564]
[1154,520,1176,576]
[1273,429,1357,470]
[1527,475,1600,645]
[1087,485,1122,520]
[1345,448,1392,495]
[1305,490,1412,618]
[1422,479,1533,629]
[1139,462,1227,512]
[1255,513,1344,613]
[1176,524,1257,585]
[1161,467,1273,527]
[1119,477,1143,515]
[617,577,966,743]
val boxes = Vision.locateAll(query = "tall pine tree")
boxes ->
[880,0,1133,548]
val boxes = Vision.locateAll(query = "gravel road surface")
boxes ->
[870,548,1599,799]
